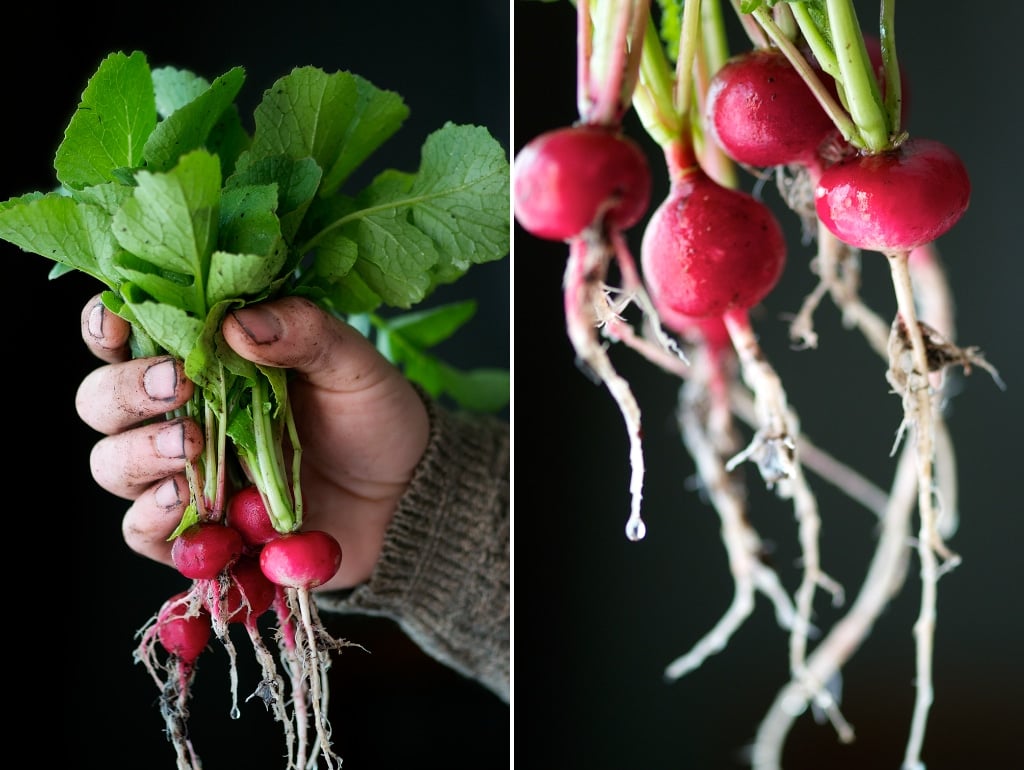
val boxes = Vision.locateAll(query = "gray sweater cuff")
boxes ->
[315,397,510,702]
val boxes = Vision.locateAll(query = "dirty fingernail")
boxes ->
[144,358,179,401]
[155,477,181,509]
[232,306,282,344]
[87,302,106,340]
[155,421,186,459]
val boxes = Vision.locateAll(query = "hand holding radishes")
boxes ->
[77,294,429,593]
[4,49,509,769]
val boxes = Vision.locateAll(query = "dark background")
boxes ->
[4,3,509,769]
[515,1,1023,769]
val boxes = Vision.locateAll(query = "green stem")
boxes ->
[824,0,890,151]
[751,6,862,147]
[241,372,300,533]
[696,0,739,188]
[634,14,683,146]
[672,0,703,126]
[878,0,903,136]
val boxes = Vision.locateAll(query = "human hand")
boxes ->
[75,294,431,592]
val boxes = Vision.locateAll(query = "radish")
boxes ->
[226,485,281,550]
[260,530,346,767]
[513,124,651,241]
[705,46,836,168]
[155,592,212,666]
[260,530,343,589]
[813,137,970,253]
[135,591,212,770]
[641,163,787,320]
[212,554,277,623]
[512,1,667,546]
[171,521,245,580]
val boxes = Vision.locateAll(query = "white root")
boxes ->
[665,350,798,682]
[287,587,341,770]
[787,222,890,357]
[564,227,685,541]
[750,440,919,768]
[723,312,840,681]
[243,624,295,767]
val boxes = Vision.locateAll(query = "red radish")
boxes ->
[171,521,244,580]
[813,138,970,252]
[655,295,733,355]
[705,47,836,168]
[156,592,212,665]
[641,165,787,319]
[260,530,343,589]
[211,555,277,623]
[226,485,281,548]
[513,123,651,241]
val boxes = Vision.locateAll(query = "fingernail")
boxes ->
[155,477,181,509]
[155,421,186,459]
[232,306,282,344]
[87,302,106,340]
[144,358,179,401]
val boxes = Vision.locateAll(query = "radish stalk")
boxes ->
[515,0,684,540]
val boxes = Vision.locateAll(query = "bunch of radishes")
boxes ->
[514,1,999,768]
[137,485,348,770]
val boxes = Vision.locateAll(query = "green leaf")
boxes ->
[124,283,204,361]
[345,206,437,308]
[379,327,509,412]
[54,51,157,190]
[406,123,510,285]
[218,183,281,256]
[0,192,119,288]
[383,300,477,348]
[114,251,195,309]
[328,123,509,305]
[185,299,242,401]
[242,67,359,171]
[226,155,322,244]
[436,365,510,413]
[112,149,221,285]
[320,73,409,194]
[144,66,247,172]
[311,239,382,314]
[208,249,284,306]
[151,66,212,118]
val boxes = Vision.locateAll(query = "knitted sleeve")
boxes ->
[314,396,510,703]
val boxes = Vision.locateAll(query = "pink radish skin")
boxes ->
[171,522,244,580]
[705,47,836,168]
[156,592,212,665]
[814,138,970,252]
[260,530,343,589]
[210,556,277,624]
[655,295,733,355]
[513,124,651,241]
[225,485,280,549]
[641,164,787,319]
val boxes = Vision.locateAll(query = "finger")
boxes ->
[76,356,194,435]
[121,474,187,568]
[222,296,394,393]
[223,296,429,492]
[80,294,132,364]
[89,417,204,499]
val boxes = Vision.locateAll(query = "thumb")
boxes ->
[222,296,395,392]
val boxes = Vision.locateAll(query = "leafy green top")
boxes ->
[0,50,511,532]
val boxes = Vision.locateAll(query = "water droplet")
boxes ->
[625,516,646,541]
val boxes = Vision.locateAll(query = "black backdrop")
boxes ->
[4,3,509,769]
[514,1,1023,769]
